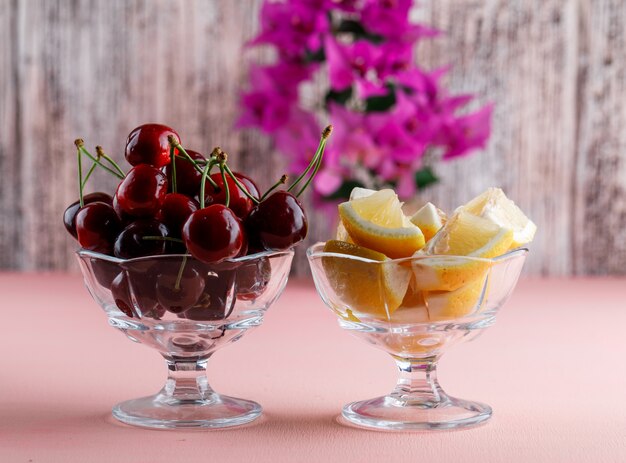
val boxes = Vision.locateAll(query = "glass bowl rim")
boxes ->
[76,247,295,265]
[306,241,528,265]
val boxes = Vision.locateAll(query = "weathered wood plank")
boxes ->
[0,0,21,269]
[574,0,626,275]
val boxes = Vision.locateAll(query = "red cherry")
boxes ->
[113,219,170,259]
[245,190,307,251]
[182,205,244,263]
[156,193,199,236]
[115,164,168,217]
[125,123,180,168]
[164,149,205,197]
[111,272,135,318]
[235,172,260,199]
[75,202,121,255]
[156,266,206,314]
[236,257,272,301]
[202,172,257,219]
[63,192,113,239]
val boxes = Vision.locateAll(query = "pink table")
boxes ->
[1,274,624,462]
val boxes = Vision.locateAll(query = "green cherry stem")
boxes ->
[219,162,230,208]
[287,125,333,194]
[174,255,187,291]
[142,236,185,244]
[261,174,288,201]
[223,163,260,204]
[77,144,84,207]
[81,160,98,189]
[199,159,212,209]
[168,136,219,189]
[95,146,126,177]
[74,140,124,180]
[169,144,177,193]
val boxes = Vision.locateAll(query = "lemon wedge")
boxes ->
[423,275,488,321]
[411,256,491,291]
[462,187,536,249]
[424,210,514,259]
[409,202,447,242]
[338,189,425,258]
[322,240,411,319]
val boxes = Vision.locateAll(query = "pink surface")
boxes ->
[1,274,625,463]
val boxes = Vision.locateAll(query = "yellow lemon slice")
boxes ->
[338,189,425,258]
[409,202,447,242]
[322,240,411,319]
[423,275,488,322]
[462,187,536,249]
[425,210,514,259]
[411,256,492,291]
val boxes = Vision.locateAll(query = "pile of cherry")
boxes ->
[64,123,331,320]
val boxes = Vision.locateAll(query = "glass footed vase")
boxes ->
[307,242,528,431]
[77,249,293,429]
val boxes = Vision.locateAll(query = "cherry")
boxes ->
[182,268,237,321]
[123,261,165,318]
[91,259,120,288]
[125,123,180,168]
[182,205,244,263]
[112,194,132,223]
[156,193,199,236]
[202,171,257,219]
[164,149,205,197]
[245,190,307,251]
[236,257,272,301]
[156,265,206,314]
[114,219,170,259]
[110,272,135,318]
[115,164,168,217]
[236,172,260,200]
[75,202,121,255]
[63,192,113,239]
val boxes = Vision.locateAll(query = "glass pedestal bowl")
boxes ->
[77,249,293,429]
[307,242,527,431]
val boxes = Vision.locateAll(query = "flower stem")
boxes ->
[287,125,332,195]
[261,174,288,201]
[95,146,126,177]
[74,139,124,180]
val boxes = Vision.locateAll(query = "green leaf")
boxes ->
[304,47,326,63]
[365,84,396,112]
[325,87,353,107]
[414,166,439,189]
[323,180,366,201]
[336,19,384,44]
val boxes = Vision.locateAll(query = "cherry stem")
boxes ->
[77,145,84,207]
[219,162,230,208]
[170,145,177,193]
[174,255,187,291]
[199,159,212,209]
[261,174,288,201]
[75,140,124,180]
[81,160,98,189]
[168,136,219,189]
[223,163,260,204]
[95,146,126,177]
[293,125,333,197]
[142,236,185,244]
[287,125,333,195]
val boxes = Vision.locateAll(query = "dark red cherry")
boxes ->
[182,268,237,321]
[164,149,205,197]
[115,164,168,217]
[235,172,260,200]
[156,193,199,236]
[75,202,121,255]
[125,123,180,168]
[245,191,307,251]
[64,192,113,239]
[91,259,121,288]
[182,205,244,263]
[114,219,170,259]
[202,172,254,219]
[236,257,272,301]
[110,272,135,318]
[156,265,206,314]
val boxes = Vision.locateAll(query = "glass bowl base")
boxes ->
[342,395,492,431]
[112,393,262,429]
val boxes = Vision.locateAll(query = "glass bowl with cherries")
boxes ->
[65,123,331,429]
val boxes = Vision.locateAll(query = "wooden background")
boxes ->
[0,0,625,276]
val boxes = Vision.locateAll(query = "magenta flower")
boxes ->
[440,104,494,160]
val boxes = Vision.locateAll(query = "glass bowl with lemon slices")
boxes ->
[307,187,535,431]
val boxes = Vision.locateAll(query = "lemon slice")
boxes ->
[322,240,411,319]
[425,210,514,259]
[409,202,447,242]
[423,275,487,321]
[338,189,425,258]
[335,187,377,242]
[411,256,491,291]
[462,187,536,249]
